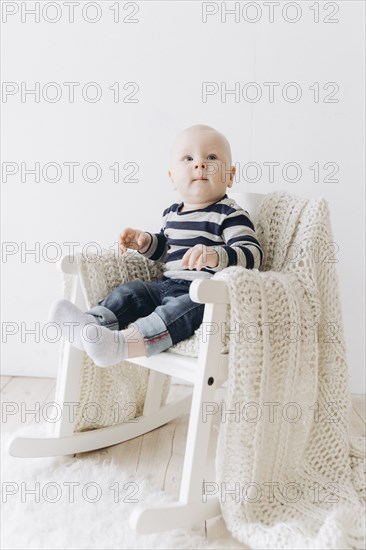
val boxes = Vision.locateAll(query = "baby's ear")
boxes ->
[230,165,236,181]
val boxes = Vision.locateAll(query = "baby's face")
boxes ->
[168,128,235,207]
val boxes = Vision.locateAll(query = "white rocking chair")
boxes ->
[7,192,265,534]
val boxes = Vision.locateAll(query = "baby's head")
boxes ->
[168,124,236,208]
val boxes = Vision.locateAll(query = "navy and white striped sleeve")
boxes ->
[138,210,169,262]
[209,209,263,271]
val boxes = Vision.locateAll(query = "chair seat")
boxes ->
[164,322,229,358]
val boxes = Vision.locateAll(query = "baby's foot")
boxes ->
[48,299,99,350]
[81,325,128,367]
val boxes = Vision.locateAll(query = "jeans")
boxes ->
[85,275,205,357]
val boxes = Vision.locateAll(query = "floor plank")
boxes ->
[349,406,366,438]
[161,384,191,495]
[134,385,199,503]
[1,376,56,433]
[0,376,13,391]
[352,394,366,425]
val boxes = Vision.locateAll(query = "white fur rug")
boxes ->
[1,428,246,550]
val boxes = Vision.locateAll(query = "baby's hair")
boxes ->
[170,124,232,166]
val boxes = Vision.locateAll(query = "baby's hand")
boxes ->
[181,244,219,271]
[119,228,150,253]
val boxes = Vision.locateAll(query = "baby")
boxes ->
[49,124,263,367]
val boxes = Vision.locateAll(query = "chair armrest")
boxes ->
[56,252,165,280]
[189,279,230,304]
[57,254,231,304]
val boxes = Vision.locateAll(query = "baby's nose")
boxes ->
[195,162,206,169]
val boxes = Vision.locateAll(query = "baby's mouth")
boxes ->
[192,178,208,182]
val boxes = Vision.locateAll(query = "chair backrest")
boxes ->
[227,191,266,225]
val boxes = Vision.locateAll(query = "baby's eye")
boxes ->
[184,155,193,161]
[207,154,217,160]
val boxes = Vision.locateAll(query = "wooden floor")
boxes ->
[1,375,365,548]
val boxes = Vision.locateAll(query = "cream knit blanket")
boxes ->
[212,191,365,549]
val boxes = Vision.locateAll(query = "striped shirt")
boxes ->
[138,193,263,281]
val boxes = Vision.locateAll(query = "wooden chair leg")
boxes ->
[143,370,169,416]
[129,302,227,533]
[54,272,87,439]
[129,496,221,534]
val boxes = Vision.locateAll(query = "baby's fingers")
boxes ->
[181,250,191,267]
[195,254,204,271]
[192,247,205,268]
[120,228,135,249]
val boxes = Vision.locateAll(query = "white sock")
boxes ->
[48,299,99,350]
[81,325,128,368]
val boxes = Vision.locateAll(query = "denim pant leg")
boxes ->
[85,278,162,331]
[134,278,205,358]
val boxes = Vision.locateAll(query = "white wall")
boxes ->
[1,1,364,393]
